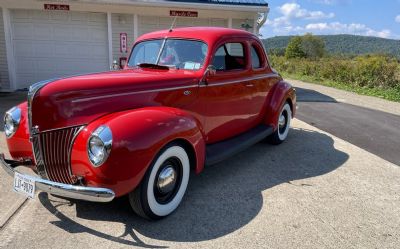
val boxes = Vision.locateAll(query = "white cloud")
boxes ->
[278,3,335,20]
[396,15,400,23]
[262,2,395,39]
[265,3,334,30]
[305,22,392,38]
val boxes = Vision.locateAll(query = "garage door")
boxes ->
[11,10,109,89]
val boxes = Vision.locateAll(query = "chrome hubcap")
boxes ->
[156,166,177,194]
[279,114,286,129]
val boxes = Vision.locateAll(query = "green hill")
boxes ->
[262,34,400,58]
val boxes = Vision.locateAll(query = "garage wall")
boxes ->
[232,18,254,31]
[138,16,227,36]
[0,8,10,90]
[112,13,134,64]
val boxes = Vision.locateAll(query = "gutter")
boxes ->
[256,8,269,35]
[75,0,269,12]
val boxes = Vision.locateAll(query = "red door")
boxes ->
[200,41,261,143]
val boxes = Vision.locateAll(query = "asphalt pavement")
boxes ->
[294,81,400,166]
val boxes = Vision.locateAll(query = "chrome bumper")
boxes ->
[0,153,115,202]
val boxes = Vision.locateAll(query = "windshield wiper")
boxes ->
[137,63,170,70]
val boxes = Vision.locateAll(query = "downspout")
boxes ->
[256,7,270,36]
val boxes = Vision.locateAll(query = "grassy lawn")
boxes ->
[282,72,400,103]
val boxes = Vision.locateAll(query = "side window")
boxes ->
[212,42,245,71]
[251,45,262,69]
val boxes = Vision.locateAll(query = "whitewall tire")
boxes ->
[129,143,190,219]
[267,102,292,145]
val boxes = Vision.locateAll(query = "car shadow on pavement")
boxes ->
[38,127,349,247]
[295,87,337,103]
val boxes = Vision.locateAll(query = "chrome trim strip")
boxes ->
[27,79,59,176]
[0,154,115,202]
[71,84,199,103]
[200,73,278,87]
[68,126,85,177]
[32,134,47,179]
[37,124,85,134]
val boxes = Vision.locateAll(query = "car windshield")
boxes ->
[128,39,208,70]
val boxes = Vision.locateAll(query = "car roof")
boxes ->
[136,27,258,45]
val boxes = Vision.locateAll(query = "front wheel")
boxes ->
[267,102,292,145]
[129,143,190,220]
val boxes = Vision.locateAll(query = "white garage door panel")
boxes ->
[12,10,108,89]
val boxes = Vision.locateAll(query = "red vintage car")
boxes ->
[1,27,296,220]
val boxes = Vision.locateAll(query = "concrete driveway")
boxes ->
[0,85,399,248]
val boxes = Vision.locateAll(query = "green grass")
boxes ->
[281,72,400,103]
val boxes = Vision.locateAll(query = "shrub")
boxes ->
[269,55,400,90]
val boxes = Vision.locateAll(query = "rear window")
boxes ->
[251,45,262,69]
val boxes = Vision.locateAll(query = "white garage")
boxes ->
[0,0,269,91]
[11,10,109,89]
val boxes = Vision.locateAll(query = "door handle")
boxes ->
[245,83,254,87]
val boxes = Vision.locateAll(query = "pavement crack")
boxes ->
[287,181,313,187]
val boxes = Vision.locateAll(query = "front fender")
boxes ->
[5,102,34,160]
[70,107,206,197]
[264,80,296,130]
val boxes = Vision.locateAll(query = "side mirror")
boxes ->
[200,65,216,85]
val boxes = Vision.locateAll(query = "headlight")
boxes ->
[4,107,21,138]
[87,125,112,167]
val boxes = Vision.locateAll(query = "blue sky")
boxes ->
[260,0,400,39]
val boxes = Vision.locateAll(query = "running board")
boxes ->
[205,124,274,166]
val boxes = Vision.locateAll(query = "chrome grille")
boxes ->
[32,135,47,178]
[32,126,83,184]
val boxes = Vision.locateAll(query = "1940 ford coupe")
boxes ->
[1,27,296,220]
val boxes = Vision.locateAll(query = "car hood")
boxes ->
[31,69,201,132]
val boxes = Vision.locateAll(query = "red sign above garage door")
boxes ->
[44,4,70,11]
[170,10,198,17]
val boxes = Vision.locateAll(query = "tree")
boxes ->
[301,33,326,59]
[285,36,305,59]
[268,47,286,56]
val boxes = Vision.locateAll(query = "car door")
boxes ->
[200,40,260,143]
[246,40,278,122]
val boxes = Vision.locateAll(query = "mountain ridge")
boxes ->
[262,34,400,58]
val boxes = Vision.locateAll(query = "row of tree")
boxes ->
[263,34,400,59]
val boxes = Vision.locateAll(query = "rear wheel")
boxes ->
[267,102,292,145]
[129,143,190,220]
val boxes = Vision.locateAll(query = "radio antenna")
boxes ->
[169,16,177,32]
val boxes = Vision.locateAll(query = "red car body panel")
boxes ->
[6,102,33,159]
[31,69,203,132]
[5,27,296,197]
[70,107,205,196]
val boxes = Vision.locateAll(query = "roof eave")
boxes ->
[85,0,269,12]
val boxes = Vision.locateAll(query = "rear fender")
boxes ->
[264,81,296,130]
[70,107,206,197]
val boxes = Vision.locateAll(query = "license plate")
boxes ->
[13,172,36,199]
